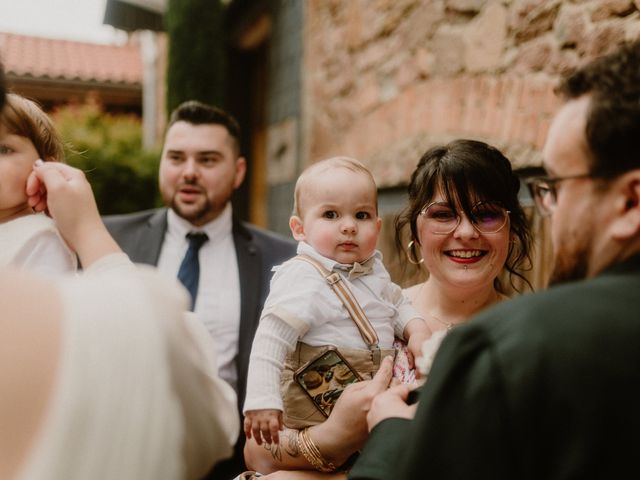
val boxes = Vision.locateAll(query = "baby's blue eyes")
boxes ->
[0,145,13,154]
[355,212,371,219]
[323,211,338,219]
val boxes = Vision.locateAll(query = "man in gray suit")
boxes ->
[104,101,295,478]
[348,41,640,479]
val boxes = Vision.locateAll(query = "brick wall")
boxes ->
[303,0,640,184]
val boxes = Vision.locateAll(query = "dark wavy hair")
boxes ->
[395,139,533,293]
[558,41,640,179]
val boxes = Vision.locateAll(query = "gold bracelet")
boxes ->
[297,427,337,473]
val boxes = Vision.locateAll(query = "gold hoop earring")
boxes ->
[406,240,424,265]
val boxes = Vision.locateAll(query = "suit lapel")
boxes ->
[136,209,167,265]
[232,218,261,406]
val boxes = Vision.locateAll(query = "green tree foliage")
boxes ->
[166,0,226,114]
[53,102,161,215]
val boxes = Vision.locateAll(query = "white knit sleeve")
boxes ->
[14,230,77,275]
[243,315,299,413]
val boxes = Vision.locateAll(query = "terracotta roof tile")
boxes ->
[0,32,142,85]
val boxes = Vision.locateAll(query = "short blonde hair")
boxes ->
[1,93,64,162]
[293,156,378,216]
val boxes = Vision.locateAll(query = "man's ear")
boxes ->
[610,171,640,240]
[289,215,306,241]
[233,156,247,189]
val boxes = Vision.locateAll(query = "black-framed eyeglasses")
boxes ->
[419,201,510,234]
[525,173,592,216]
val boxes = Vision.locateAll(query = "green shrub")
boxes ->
[53,102,161,215]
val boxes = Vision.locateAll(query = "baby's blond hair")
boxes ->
[293,156,378,217]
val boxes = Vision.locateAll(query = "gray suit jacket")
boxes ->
[104,208,296,477]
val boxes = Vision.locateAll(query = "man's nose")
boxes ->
[182,158,199,178]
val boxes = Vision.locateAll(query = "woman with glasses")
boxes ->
[241,141,533,480]
[396,140,533,374]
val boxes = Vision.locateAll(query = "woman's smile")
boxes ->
[444,249,487,263]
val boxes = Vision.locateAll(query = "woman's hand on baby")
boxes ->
[315,355,394,456]
[243,358,394,473]
[244,409,283,446]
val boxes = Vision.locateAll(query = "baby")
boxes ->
[0,93,76,273]
[243,156,430,445]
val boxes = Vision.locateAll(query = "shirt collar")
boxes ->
[167,203,233,243]
[296,241,381,279]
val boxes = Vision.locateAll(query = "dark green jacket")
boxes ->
[350,254,640,480]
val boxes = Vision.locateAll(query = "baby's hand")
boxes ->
[407,330,431,370]
[244,409,283,445]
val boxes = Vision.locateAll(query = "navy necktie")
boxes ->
[177,232,209,311]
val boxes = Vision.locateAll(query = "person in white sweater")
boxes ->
[0,159,239,480]
[0,93,75,274]
[243,157,430,447]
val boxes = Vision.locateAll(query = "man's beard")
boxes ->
[171,196,213,224]
[547,236,592,287]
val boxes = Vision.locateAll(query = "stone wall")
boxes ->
[303,0,640,186]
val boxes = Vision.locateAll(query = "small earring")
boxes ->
[406,240,424,265]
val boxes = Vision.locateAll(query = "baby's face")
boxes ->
[291,168,381,264]
[0,130,39,221]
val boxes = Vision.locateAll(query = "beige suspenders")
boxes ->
[296,254,381,364]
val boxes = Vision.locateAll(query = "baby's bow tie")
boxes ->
[335,258,374,280]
